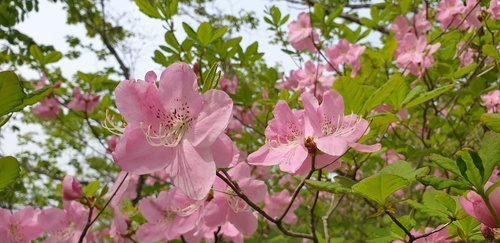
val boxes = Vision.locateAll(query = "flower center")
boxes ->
[141,105,194,147]
[51,220,77,241]
[265,122,302,152]
[321,113,362,138]
[225,188,250,213]
[8,222,25,242]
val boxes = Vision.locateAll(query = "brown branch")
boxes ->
[71,3,131,79]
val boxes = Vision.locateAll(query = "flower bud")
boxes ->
[62,175,85,200]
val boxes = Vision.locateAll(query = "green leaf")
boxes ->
[209,26,227,44]
[12,86,53,112]
[305,180,357,195]
[366,113,399,126]
[352,174,409,205]
[97,185,109,201]
[400,0,411,13]
[417,175,473,190]
[0,113,13,128]
[483,44,500,59]
[480,132,500,184]
[0,71,26,116]
[481,114,500,133]
[313,3,325,21]
[165,32,181,51]
[379,161,413,179]
[454,63,477,79]
[0,156,21,189]
[327,7,343,23]
[29,45,43,63]
[362,74,402,113]
[456,150,484,188]
[201,63,220,93]
[197,22,213,47]
[405,199,449,222]
[168,0,179,17]
[84,180,100,197]
[403,84,455,109]
[135,0,162,19]
[434,192,457,215]
[43,51,62,64]
[333,176,357,188]
[333,76,369,114]
[182,22,197,40]
[430,154,462,177]
[386,76,410,109]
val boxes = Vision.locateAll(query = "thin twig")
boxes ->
[78,173,129,243]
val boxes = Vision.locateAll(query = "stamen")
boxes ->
[140,120,187,147]
[101,110,126,135]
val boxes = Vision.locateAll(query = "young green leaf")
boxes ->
[0,71,26,117]
[352,174,409,205]
[0,156,21,189]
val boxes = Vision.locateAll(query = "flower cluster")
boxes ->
[248,90,381,174]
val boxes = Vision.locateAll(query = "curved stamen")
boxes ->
[140,120,187,147]
[322,113,362,138]
[171,201,200,217]
[101,110,126,135]
[225,188,251,213]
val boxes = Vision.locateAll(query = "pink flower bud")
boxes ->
[62,175,85,200]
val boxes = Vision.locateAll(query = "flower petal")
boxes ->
[316,136,349,156]
[165,140,216,200]
[211,134,239,168]
[113,127,173,175]
[115,79,160,126]
[188,90,233,147]
[228,210,257,235]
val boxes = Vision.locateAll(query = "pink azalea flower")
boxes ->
[391,16,409,40]
[67,87,100,113]
[288,13,313,44]
[0,206,44,243]
[111,63,234,200]
[264,190,300,225]
[107,171,132,239]
[288,13,319,53]
[456,41,477,67]
[380,149,406,165]
[136,188,202,242]
[35,74,47,90]
[392,225,452,242]
[412,10,432,35]
[490,0,500,20]
[395,33,440,76]
[37,201,91,243]
[301,90,381,157]
[219,75,238,94]
[462,0,482,30]
[294,61,336,98]
[276,70,301,91]
[325,39,365,77]
[203,163,267,235]
[62,175,84,201]
[436,0,465,28]
[247,100,309,174]
[32,97,61,120]
[481,90,500,113]
[106,135,120,154]
[459,182,500,228]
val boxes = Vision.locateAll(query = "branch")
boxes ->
[215,171,315,240]
[70,2,131,79]
[78,173,129,243]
